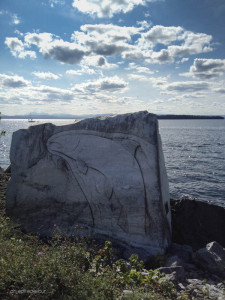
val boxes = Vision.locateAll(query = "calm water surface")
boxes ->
[1,119,225,205]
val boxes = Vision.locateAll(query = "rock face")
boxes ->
[6,111,171,258]
[194,242,225,277]
[171,198,225,250]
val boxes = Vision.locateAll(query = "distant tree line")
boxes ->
[157,114,224,120]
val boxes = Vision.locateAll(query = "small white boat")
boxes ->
[28,114,35,123]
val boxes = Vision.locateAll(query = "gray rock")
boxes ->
[171,198,225,250]
[194,241,225,276]
[177,283,185,291]
[165,255,184,267]
[6,111,171,259]
[204,284,225,299]
[158,266,185,281]
[162,272,178,283]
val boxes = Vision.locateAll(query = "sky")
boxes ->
[0,0,225,116]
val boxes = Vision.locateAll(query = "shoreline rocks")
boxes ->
[161,241,225,299]
[171,198,225,250]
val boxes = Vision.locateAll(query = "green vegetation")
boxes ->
[0,175,179,300]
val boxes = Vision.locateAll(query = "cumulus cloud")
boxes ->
[0,74,31,88]
[126,62,154,74]
[24,32,54,47]
[149,76,169,88]
[72,24,138,56]
[72,0,155,18]
[128,74,149,81]
[33,85,74,102]
[5,37,36,59]
[214,88,225,94]
[166,81,209,93]
[73,76,128,93]
[167,32,212,57]
[66,65,96,76]
[5,24,213,66]
[24,33,88,64]
[180,58,225,79]
[134,26,213,63]
[40,40,87,64]
[32,72,61,80]
[139,26,184,47]
[147,76,210,94]
[79,24,141,42]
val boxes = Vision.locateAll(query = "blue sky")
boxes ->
[0,0,225,116]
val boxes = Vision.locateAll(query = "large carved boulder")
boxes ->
[6,111,171,258]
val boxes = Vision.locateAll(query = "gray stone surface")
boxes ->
[165,255,184,267]
[6,111,171,258]
[194,241,225,277]
[158,266,185,281]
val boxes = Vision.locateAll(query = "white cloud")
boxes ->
[166,81,209,93]
[149,76,169,88]
[72,0,156,18]
[32,72,61,80]
[40,40,87,64]
[133,26,212,63]
[5,37,36,59]
[148,75,210,94]
[33,85,74,102]
[14,29,24,37]
[66,69,83,76]
[66,65,96,76]
[0,74,31,88]
[72,76,128,93]
[49,0,65,8]
[126,62,154,74]
[180,58,225,79]
[128,74,149,81]
[79,24,141,42]
[0,10,21,25]
[11,14,20,25]
[72,24,137,56]
[180,57,189,63]
[24,32,54,47]
[214,88,225,94]
[5,24,213,66]
[81,55,118,69]
[167,32,212,57]
[139,26,184,47]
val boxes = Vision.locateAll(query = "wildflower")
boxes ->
[34,264,37,267]
[54,224,57,227]
[82,265,86,270]
[38,252,43,255]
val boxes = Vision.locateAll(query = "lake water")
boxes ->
[1,118,225,205]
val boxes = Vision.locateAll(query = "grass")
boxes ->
[0,173,179,300]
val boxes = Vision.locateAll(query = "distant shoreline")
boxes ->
[157,115,224,120]
[1,114,224,120]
